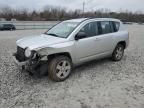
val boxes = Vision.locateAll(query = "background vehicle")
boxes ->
[13,18,129,82]
[0,24,16,31]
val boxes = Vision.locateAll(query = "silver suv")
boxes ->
[13,18,129,81]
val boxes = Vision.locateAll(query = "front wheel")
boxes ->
[48,56,72,82]
[112,44,124,61]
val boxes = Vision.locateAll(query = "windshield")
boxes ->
[45,21,80,38]
[0,24,3,27]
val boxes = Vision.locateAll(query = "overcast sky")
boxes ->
[0,0,144,12]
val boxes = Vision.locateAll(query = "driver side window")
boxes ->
[80,22,98,38]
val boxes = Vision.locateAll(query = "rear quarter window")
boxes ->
[112,21,120,32]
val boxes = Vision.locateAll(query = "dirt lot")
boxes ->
[0,25,144,108]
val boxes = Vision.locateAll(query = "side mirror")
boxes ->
[75,32,87,40]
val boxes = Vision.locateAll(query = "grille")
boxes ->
[16,46,27,62]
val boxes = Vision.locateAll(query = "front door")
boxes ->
[74,21,99,61]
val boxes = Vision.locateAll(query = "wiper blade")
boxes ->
[47,33,59,37]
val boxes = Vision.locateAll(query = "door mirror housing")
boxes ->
[75,32,87,40]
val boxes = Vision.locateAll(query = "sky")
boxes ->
[0,0,144,12]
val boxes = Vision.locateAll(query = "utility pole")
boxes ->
[83,1,85,17]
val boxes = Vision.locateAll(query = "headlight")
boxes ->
[25,47,31,57]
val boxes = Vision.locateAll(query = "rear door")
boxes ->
[94,21,115,54]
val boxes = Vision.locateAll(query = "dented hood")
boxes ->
[16,34,67,50]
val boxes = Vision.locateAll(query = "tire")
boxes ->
[48,56,72,82]
[13,27,16,31]
[112,44,124,61]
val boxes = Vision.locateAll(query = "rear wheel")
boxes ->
[112,44,124,61]
[48,56,72,82]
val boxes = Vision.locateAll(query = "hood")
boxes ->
[16,34,67,50]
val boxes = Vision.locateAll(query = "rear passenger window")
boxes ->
[100,21,113,34]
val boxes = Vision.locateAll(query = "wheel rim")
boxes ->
[115,47,123,60]
[56,60,71,79]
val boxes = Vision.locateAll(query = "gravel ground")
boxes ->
[0,25,144,108]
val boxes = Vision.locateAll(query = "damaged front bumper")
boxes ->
[13,54,28,67]
[13,53,48,74]
[13,53,36,72]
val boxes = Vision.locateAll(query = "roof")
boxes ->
[64,18,88,23]
[91,18,121,22]
[65,18,121,23]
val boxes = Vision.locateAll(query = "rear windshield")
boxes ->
[0,24,3,27]
[4,24,13,27]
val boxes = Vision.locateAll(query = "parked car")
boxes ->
[13,18,129,81]
[0,24,16,31]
